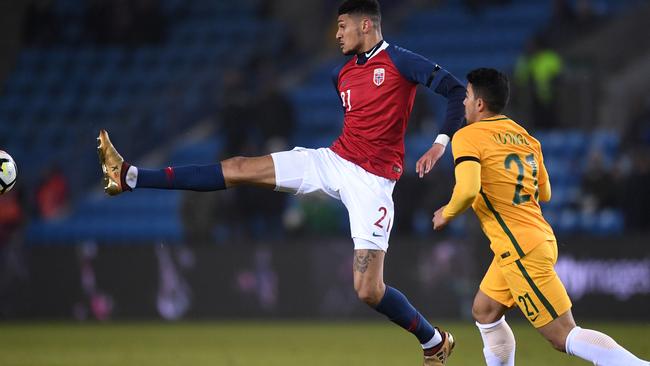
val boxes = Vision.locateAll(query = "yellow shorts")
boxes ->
[479,241,572,328]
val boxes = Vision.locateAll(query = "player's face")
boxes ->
[464,83,479,123]
[336,14,363,55]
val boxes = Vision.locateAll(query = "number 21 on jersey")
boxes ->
[505,153,539,205]
[340,89,351,112]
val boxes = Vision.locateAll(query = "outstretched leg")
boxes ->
[221,156,276,188]
[538,310,649,366]
[97,129,277,195]
[351,242,454,365]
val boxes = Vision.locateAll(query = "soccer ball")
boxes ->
[0,150,17,194]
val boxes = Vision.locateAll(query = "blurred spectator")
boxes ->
[212,60,294,241]
[84,0,166,45]
[514,35,563,129]
[83,0,105,40]
[249,60,295,239]
[616,100,650,231]
[581,150,621,213]
[550,0,577,27]
[252,58,295,152]
[131,0,167,44]
[393,171,453,236]
[621,147,650,231]
[84,0,125,44]
[408,92,438,138]
[0,188,25,246]
[219,69,256,156]
[544,0,576,42]
[36,166,69,220]
[573,0,601,35]
[463,0,512,15]
[256,87,294,150]
[392,174,427,235]
[205,69,257,242]
[23,0,60,45]
[180,190,220,245]
[623,99,650,147]
[0,187,27,318]
[546,0,602,43]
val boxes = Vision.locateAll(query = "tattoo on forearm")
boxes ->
[353,250,378,273]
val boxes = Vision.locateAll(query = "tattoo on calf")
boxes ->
[353,250,379,273]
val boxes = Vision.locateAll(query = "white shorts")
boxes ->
[271,147,396,251]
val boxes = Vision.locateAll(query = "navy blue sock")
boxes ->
[375,286,436,345]
[136,164,226,191]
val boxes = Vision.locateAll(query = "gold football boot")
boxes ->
[97,129,129,196]
[423,329,455,366]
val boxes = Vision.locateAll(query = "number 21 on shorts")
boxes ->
[518,292,540,321]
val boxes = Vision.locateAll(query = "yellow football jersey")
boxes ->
[451,115,555,265]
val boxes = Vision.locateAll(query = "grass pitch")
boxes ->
[0,321,648,365]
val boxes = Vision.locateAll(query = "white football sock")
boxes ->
[421,328,443,349]
[476,316,516,366]
[125,166,138,189]
[566,327,650,366]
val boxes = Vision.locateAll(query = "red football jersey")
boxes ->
[330,41,465,180]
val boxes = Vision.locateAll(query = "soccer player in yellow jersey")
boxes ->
[433,68,649,366]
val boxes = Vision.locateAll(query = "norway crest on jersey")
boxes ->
[373,68,385,86]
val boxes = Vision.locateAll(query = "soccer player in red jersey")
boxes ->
[98,1,464,364]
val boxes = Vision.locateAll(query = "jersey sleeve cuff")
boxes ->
[454,156,480,166]
[434,134,450,147]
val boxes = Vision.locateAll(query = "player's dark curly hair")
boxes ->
[466,68,510,114]
[338,0,381,23]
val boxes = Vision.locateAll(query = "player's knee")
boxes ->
[544,324,572,353]
[472,303,500,324]
[355,285,383,306]
[471,306,487,323]
[539,314,575,353]
[222,156,247,182]
[222,156,246,173]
